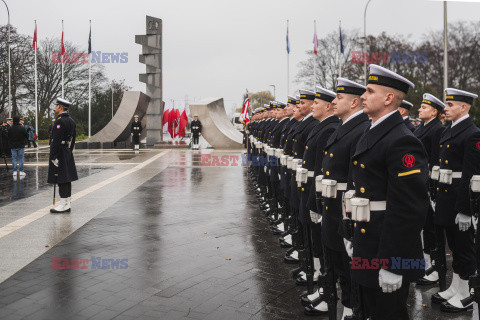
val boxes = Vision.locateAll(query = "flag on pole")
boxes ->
[313,20,318,55]
[339,21,344,54]
[178,106,189,138]
[32,22,37,50]
[240,97,250,124]
[286,22,290,54]
[61,23,65,55]
[88,24,92,54]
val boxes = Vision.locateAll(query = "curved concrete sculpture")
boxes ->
[189,98,244,149]
[87,91,150,143]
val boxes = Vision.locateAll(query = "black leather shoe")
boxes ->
[50,208,71,213]
[300,291,324,307]
[290,266,303,279]
[284,254,299,264]
[304,301,328,316]
[431,292,448,304]
[416,277,439,286]
[279,240,292,248]
[440,296,474,312]
[296,275,318,286]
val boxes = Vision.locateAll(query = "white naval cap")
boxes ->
[400,100,413,111]
[287,95,297,104]
[422,93,445,112]
[134,114,139,117]
[445,88,478,105]
[54,97,72,107]
[367,64,415,94]
[299,89,315,101]
[315,86,336,102]
[295,95,300,104]
[336,77,366,96]
[263,104,270,108]
[277,102,286,109]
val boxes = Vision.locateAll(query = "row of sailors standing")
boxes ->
[246,63,480,319]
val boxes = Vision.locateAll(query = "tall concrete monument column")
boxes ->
[135,16,163,145]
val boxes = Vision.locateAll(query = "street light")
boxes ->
[1,0,11,117]
[270,84,276,100]
[364,0,372,85]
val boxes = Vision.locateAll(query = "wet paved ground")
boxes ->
[0,149,477,319]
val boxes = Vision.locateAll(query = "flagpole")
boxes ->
[287,20,290,95]
[34,20,38,137]
[339,20,342,78]
[88,19,92,138]
[313,20,317,88]
[61,20,64,98]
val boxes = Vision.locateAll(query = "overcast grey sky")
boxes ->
[5,0,480,115]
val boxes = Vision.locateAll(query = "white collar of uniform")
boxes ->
[302,113,313,121]
[402,116,408,120]
[452,114,470,127]
[370,109,399,129]
[279,117,288,123]
[342,110,364,126]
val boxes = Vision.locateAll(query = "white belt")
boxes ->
[471,175,480,192]
[321,179,348,198]
[439,169,462,185]
[350,198,387,222]
[307,171,314,178]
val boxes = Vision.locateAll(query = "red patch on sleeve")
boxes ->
[56,125,60,129]
[476,142,480,150]
[402,154,415,168]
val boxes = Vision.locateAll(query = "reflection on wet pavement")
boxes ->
[0,150,476,319]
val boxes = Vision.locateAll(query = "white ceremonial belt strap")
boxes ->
[370,201,387,211]
[307,171,314,178]
[451,172,462,178]
[337,183,348,191]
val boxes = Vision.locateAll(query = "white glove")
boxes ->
[51,158,59,167]
[378,269,402,293]
[343,239,353,258]
[310,210,322,224]
[131,133,133,136]
[455,213,472,232]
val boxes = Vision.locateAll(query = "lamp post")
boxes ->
[270,84,276,100]
[364,0,372,85]
[1,0,11,117]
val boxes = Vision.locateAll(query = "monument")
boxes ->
[135,16,164,146]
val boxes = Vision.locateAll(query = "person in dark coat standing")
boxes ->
[25,121,37,148]
[48,97,78,213]
[431,88,480,313]
[7,116,28,176]
[351,64,428,319]
[191,115,202,149]
[398,100,416,132]
[413,93,445,287]
[130,115,142,150]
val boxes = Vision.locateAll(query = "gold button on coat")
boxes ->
[361,228,366,234]
[353,161,358,165]
[360,187,365,193]
[306,146,309,150]
[326,171,330,176]
[445,160,449,164]
[301,188,305,192]
[330,153,333,158]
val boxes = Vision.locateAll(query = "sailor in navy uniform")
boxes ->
[398,100,416,132]
[431,88,480,312]
[351,65,428,318]
[130,115,142,150]
[190,115,202,149]
[48,98,78,213]
[413,93,446,286]
[299,86,340,314]
[306,79,369,317]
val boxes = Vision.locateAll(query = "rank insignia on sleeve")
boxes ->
[402,154,415,168]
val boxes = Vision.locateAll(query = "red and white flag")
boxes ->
[240,97,250,124]
[32,22,37,50]
[313,20,318,56]
[61,21,65,55]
